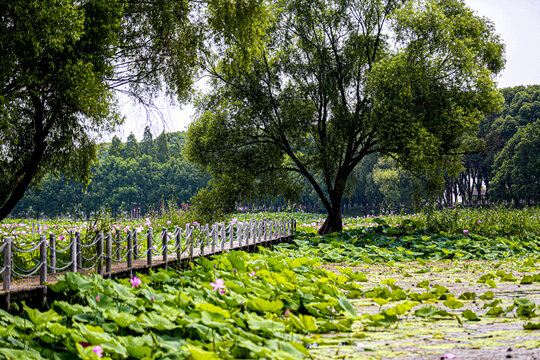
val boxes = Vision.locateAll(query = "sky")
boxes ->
[114,0,540,141]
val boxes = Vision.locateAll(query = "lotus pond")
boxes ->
[0,208,539,359]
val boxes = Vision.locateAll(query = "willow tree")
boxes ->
[0,0,269,220]
[185,0,505,234]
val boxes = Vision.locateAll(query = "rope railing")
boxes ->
[0,218,296,291]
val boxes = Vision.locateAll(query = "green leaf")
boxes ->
[479,291,495,300]
[184,345,221,360]
[524,322,540,330]
[247,298,284,314]
[337,296,357,316]
[462,309,480,321]
[228,252,246,271]
[458,292,477,300]
[443,299,464,309]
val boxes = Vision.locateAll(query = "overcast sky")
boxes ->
[114,0,540,141]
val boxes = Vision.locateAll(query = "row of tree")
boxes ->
[445,85,540,206]
[4,0,533,234]
[11,131,209,218]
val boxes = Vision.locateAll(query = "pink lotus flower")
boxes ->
[442,354,456,359]
[93,345,103,357]
[96,295,100,302]
[284,309,290,316]
[463,230,469,234]
[249,271,257,278]
[129,276,141,288]
[151,295,155,302]
[210,278,226,292]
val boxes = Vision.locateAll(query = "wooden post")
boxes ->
[49,234,56,274]
[76,232,82,269]
[221,225,226,252]
[147,229,153,267]
[162,228,168,270]
[278,219,282,238]
[127,230,133,270]
[3,238,11,291]
[176,227,182,260]
[212,225,216,253]
[187,226,194,259]
[229,224,234,249]
[238,222,242,247]
[71,236,77,273]
[116,231,122,262]
[133,229,138,260]
[97,232,103,276]
[201,225,207,256]
[40,235,47,285]
[264,220,268,242]
[106,233,112,274]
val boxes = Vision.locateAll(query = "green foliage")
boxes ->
[0,0,124,220]
[423,205,540,238]
[13,132,209,217]
[1,249,358,359]
[186,0,505,234]
[491,120,540,203]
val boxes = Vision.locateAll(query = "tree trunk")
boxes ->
[318,207,343,235]
[318,191,343,235]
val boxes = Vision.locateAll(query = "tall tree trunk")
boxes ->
[318,190,343,235]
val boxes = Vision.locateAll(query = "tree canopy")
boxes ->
[185,0,505,234]
[12,132,209,218]
[490,120,540,205]
[0,0,270,221]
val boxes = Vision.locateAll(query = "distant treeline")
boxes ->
[12,129,210,218]
[12,85,540,218]
[301,85,540,210]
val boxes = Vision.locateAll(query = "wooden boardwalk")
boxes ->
[0,232,294,310]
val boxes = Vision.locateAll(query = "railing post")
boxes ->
[238,222,243,247]
[162,228,168,270]
[176,227,182,260]
[106,233,112,274]
[71,236,77,273]
[49,234,56,274]
[3,238,12,291]
[188,227,194,259]
[212,225,217,253]
[147,229,153,267]
[279,219,282,238]
[127,230,133,270]
[97,232,103,276]
[40,235,47,285]
[133,229,138,260]
[221,225,226,252]
[264,220,268,242]
[229,224,234,249]
[116,231,122,262]
[76,232,82,269]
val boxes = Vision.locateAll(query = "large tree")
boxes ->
[185,0,505,234]
[0,0,269,220]
[0,0,124,220]
[490,120,540,205]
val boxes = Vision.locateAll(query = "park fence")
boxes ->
[0,218,296,292]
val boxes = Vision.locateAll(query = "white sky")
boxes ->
[114,0,540,141]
